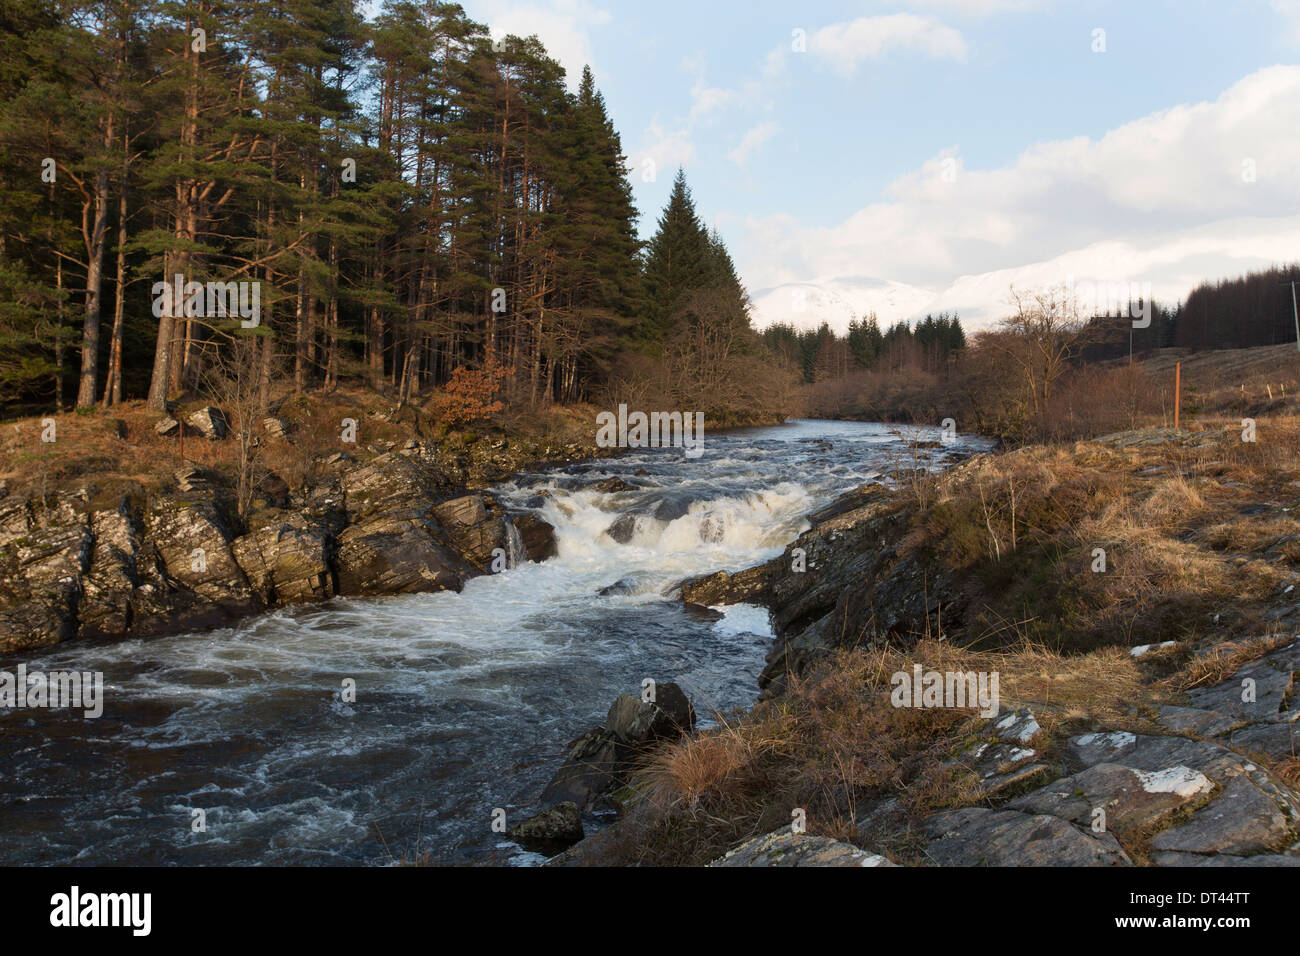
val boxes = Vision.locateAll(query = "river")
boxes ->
[0,419,989,865]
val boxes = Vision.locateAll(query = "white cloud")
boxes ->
[727,122,778,167]
[633,121,696,183]
[477,0,612,86]
[808,14,968,76]
[743,66,1300,331]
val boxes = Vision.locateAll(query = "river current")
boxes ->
[0,420,989,865]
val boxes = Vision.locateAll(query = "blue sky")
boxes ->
[461,0,1300,329]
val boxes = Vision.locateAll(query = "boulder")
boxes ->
[606,683,695,744]
[604,512,640,544]
[1008,763,1214,835]
[539,728,625,811]
[154,417,180,437]
[187,406,229,440]
[507,802,584,852]
[589,477,633,493]
[512,512,557,562]
[335,515,469,596]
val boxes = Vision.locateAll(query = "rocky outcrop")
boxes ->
[0,444,563,653]
[678,563,771,606]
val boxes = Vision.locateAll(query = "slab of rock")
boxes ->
[1149,776,1291,855]
[1187,657,1294,723]
[1009,763,1214,834]
[1222,721,1300,761]
[1150,851,1300,867]
[508,802,584,852]
[924,808,1132,866]
[187,406,229,440]
[710,830,896,867]
[1156,705,1246,738]
[262,417,290,439]
[233,522,333,604]
[434,494,488,527]
[154,417,180,436]
[679,564,770,606]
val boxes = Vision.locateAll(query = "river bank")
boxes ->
[0,392,787,656]
[549,418,1300,866]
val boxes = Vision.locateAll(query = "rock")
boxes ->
[922,808,1132,866]
[589,477,633,493]
[512,512,557,562]
[154,417,180,437]
[262,417,290,439]
[187,406,229,440]
[434,494,488,527]
[335,515,470,596]
[1222,721,1300,760]
[992,707,1042,744]
[233,521,333,604]
[710,830,896,867]
[1149,851,1300,867]
[1149,776,1291,855]
[952,740,1053,799]
[79,506,142,640]
[1008,763,1214,834]
[131,496,260,634]
[1156,705,1245,738]
[539,728,625,811]
[1187,655,1295,723]
[604,513,640,544]
[682,602,724,622]
[508,802,584,852]
[605,683,695,745]
[679,564,770,606]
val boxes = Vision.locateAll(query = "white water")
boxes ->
[0,420,989,865]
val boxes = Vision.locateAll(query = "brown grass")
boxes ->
[613,637,1166,866]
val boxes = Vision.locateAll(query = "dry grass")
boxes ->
[613,637,1167,866]
[1159,634,1294,693]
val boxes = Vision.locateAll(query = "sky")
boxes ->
[446,0,1300,331]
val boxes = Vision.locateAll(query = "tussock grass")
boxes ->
[615,638,1161,866]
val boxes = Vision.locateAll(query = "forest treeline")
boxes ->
[0,0,793,423]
